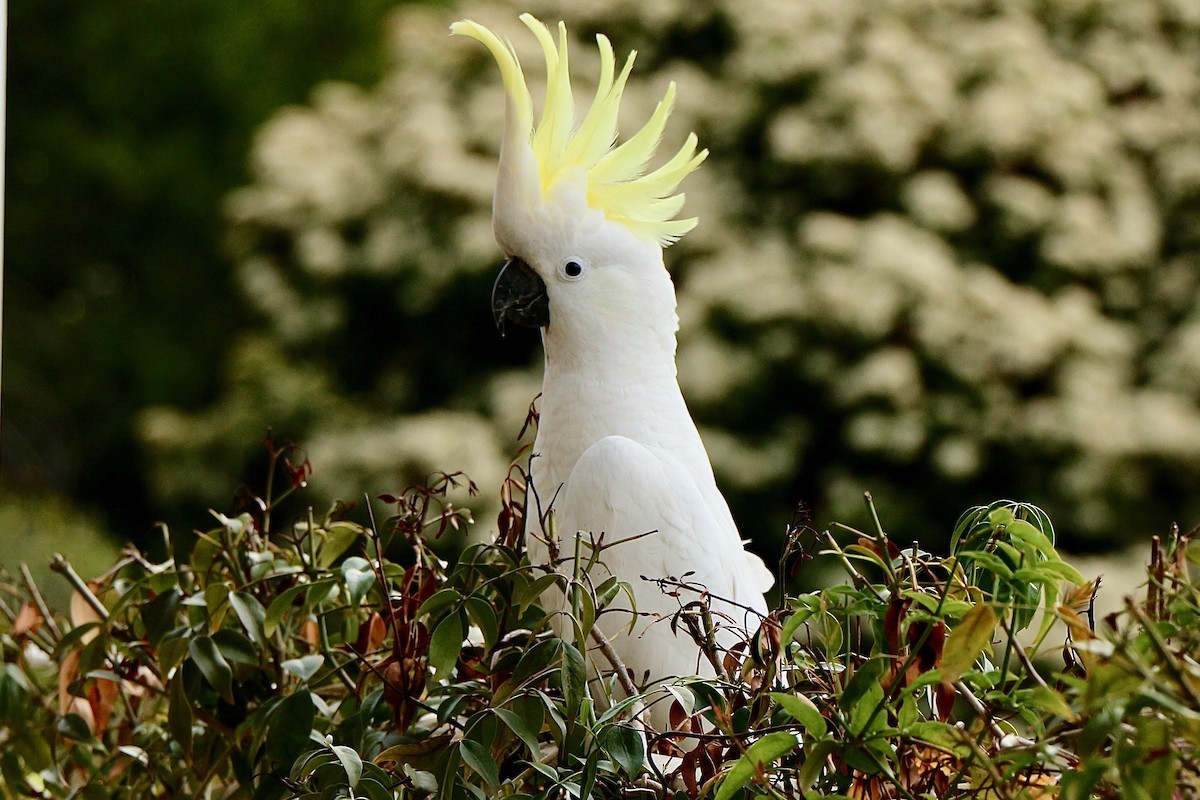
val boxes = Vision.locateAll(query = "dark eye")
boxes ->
[559,259,585,280]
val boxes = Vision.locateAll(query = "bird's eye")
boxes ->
[559,259,586,281]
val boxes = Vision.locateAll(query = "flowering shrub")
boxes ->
[139,0,1200,550]
[1,443,1197,797]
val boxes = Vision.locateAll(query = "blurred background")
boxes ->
[5,0,1200,602]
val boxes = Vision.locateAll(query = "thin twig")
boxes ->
[955,680,1007,740]
[20,563,62,639]
[589,627,641,708]
[50,554,109,621]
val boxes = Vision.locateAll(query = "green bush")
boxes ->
[2,442,1197,798]
[139,0,1200,552]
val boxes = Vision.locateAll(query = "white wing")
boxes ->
[554,435,770,688]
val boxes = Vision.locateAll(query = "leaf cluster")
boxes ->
[1,445,1198,799]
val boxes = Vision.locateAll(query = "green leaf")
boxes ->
[317,522,364,568]
[264,583,313,637]
[415,587,461,621]
[53,622,101,658]
[356,776,395,800]
[375,735,453,770]
[141,588,182,646]
[781,604,815,645]
[213,628,259,666]
[940,603,997,685]
[341,557,375,605]
[768,692,826,737]
[464,596,499,652]
[459,739,499,789]
[168,670,193,755]
[599,725,645,777]
[958,550,1014,580]
[292,749,338,782]
[428,612,464,679]
[403,764,440,793]
[331,744,363,789]
[797,738,836,792]
[1037,559,1085,584]
[594,575,621,608]
[906,721,962,749]
[204,582,231,628]
[560,641,587,715]
[189,635,234,703]
[579,748,602,800]
[494,707,541,755]
[267,691,315,764]
[57,712,95,742]
[714,732,798,800]
[1022,684,1076,721]
[228,590,268,649]
[515,572,563,614]
[1004,518,1054,555]
[841,657,885,709]
[282,654,325,683]
[511,640,559,687]
[158,635,191,675]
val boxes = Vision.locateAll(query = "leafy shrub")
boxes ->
[2,441,1197,798]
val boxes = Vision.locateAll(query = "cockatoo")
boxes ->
[452,15,773,719]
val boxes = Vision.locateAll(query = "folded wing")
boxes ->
[555,435,769,689]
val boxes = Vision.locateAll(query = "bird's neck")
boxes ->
[531,327,706,499]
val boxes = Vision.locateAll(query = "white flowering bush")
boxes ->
[141,0,1200,550]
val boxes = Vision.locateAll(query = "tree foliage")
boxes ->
[4,0,402,532]
[138,0,1200,552]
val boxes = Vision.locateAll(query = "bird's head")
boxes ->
[451,15,707,355]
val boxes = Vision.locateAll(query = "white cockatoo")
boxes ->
[452,15,773,717]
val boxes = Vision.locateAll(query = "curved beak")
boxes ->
[491,257,549,336]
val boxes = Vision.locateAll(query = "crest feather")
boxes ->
[452,15,706,247]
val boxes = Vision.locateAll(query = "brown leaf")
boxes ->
[752,617,782,667]
[70,585,105,645]
[883,596,907,656]
[301,618,321,649]
[12,603,43,636]
[58,649,82,715]
[934,682,956,721]
[1057,605,1096,642]
[679,750,698,797]
[367,612,388,653]
[1062,578,1101,616]
[909,620,946,687]
[89,676,121,734]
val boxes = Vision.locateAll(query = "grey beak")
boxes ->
[491,257,549,336]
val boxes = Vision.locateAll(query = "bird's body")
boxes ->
[534,274,772,683]
[452,14,772,719]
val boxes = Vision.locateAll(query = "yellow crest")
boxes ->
[451,14,707,246]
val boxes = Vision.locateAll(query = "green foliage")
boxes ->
[2,446,1198,797]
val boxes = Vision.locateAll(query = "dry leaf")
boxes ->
[367,612,388,653]
[58,649,82,715]
[89,676,120,734]
[302,617,321,649]
[12,603,43,637]
[70,584,105,645]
